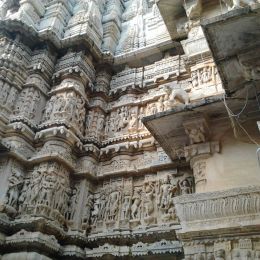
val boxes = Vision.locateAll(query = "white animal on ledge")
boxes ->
[222,0,259,10]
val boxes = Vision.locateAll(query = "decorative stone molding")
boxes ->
[5,230,60,253]
[85,243,129,258]
[86,240,182,258]
[0,0,258,259]
[174,186,260,233]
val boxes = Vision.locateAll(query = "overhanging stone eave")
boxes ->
[143,95,225,161]
[156,0,187,40]
[201,5,260,94]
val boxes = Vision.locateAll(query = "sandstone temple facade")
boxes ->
[0,0,260,259]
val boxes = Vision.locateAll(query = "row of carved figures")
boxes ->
[86,86,189,140]
[1,162,193,231]
[91,174,193,229]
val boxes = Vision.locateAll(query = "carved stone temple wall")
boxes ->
[0,0,259,259]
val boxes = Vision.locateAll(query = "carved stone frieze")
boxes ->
[0,1,258,259]
[90,170,193,233]
[174,186,260,233]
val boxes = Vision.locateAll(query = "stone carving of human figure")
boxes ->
[138,107,145,130]
[191,71,199,87]
[131,188,142,220]
[43,96,56,122]
[18,179,30,212]
[82,194,94,228]
[121,195,131,220]
[53,96,66,119]
[68,187,78,221]
[54,175,67,212]
[106,188,120,221]
[128,113,137,133]
[143,182,155,218]
[98,190,107,220]
[40,174,56,207]
[163,92,171,111]
[104,116,111,138]
[76,97,85,132]
[85,110,94,136]
[65,92,77,120]
[117,106,128,131]
[200,67,208,84]
[150,103,157,115]
[157,175,178,210]
[156,96,164,113]
[180,179,192,195]
[185,125,206,145]
[5,167,23,209]
[91,197,100,225]
[27,169,43,205]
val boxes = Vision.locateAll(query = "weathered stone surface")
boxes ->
[0,0,259,259]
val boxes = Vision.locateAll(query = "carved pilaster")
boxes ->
[94,69,112,94]
[183,116,220,193]
[190,155,208,193]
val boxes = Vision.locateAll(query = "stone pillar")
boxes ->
[183,116,220,193]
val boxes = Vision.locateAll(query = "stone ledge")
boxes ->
[174,185,260,233]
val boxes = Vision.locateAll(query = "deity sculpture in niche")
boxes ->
[185,125,206,145]
[179,179,192,195]
[91,187,108,228]
[105,184,121,222]
[91,196,100,226]
[143,181,156,224]
[157,175,178,222]
[130,187,142,222]
[66,187,79,223]
[128,112,137,133]
[82,193,94,230]
[3,166,23,211]
[121,194,131,221]
[18,179,30,212]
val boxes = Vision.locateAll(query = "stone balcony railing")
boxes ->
[174,186,260,233]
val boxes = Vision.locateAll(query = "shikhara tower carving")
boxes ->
[0,0,259,259]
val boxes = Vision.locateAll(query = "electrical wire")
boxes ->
[223,86,249,118]
[222,88,260,167]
